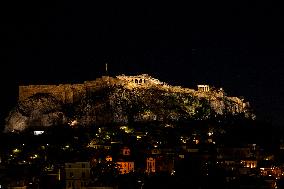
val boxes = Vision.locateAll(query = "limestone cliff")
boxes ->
[5,75,255,132]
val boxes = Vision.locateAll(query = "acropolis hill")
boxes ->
[18,74,174,104]
[5,74,254,132]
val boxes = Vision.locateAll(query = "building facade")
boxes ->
[65,162,91,189]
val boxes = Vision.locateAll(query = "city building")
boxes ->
[65,162,91,189]
[116,161,134,174]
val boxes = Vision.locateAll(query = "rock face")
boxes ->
[5,75,255,132]
[5,93,67,132]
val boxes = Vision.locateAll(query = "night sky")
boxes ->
[1,3,284,127]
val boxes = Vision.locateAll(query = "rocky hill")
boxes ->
[4,75,255,132]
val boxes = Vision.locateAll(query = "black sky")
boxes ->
[1,3,284,126]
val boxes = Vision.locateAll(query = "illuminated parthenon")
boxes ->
[116,74,164,85]
[197,85,210,92]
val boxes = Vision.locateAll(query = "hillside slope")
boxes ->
[4,76,254,132]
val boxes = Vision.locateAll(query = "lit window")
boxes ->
[34,131,44,135]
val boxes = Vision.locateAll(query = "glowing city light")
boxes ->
[13,148,20,153]
[136,136,142,139]
[69,120,78,126]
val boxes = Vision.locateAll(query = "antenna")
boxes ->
[105,62,108,75]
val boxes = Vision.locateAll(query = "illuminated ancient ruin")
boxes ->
[5,74,253,132]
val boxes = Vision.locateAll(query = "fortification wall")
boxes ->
[19,83,86,104]
[18,76,124,103]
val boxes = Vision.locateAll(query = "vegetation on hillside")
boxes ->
[4,81,254,132]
